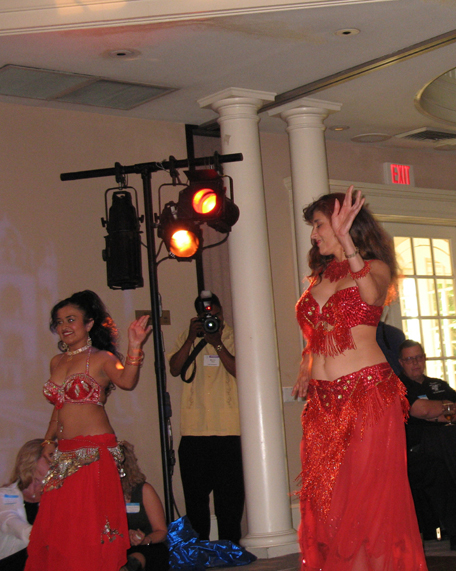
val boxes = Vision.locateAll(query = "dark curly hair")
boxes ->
[50,290,121,359]
[303,192,398,297]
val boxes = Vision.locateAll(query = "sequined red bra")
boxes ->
[43,348,104,409]
[296,282,383,357]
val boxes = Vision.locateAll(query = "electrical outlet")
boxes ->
[282,386,305,403]
[160,310,171,325]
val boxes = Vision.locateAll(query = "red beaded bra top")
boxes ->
[296,281,383,357]
[43,348,104,409]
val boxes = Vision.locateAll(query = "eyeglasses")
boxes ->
[400,355,425,364]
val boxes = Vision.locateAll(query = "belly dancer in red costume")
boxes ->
[25,290,151,571]
[292,187,427,571]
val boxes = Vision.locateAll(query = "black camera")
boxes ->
[197,313,221,336]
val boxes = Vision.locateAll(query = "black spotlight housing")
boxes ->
[102,189,144,290]
[176,169,239,233]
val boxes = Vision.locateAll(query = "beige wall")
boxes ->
[0,101,196,516]
[326,138,456,191]
[3,99,456,524]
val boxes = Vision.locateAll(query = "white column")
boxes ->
[199,88,299,558]
[269,98,342,294]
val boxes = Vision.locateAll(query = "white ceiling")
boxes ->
[2,0,456,149]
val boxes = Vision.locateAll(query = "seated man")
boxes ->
[399,339,456,547]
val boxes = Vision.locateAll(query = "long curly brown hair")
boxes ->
[303,192,398,303]
[120,441,146,499]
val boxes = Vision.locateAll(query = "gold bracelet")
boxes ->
[345,247,359,259]
[41,439,56,447]
[125,350,144,367]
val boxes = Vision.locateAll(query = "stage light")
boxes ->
[102,189,144,289]
[192,188,218,215]
[176,169,239,233]
[158,203,202,259]
[157,169,239,260]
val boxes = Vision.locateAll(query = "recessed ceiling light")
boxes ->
[103,49,142,61]
[335,28,360,37]
[329,125,350,131]
[351,133,391,143]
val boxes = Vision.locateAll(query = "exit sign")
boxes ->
[383,162,414,185]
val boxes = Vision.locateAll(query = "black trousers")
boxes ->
[408,449,456,538]
[178,435,245,544]
[0,548,27,571]
[126,542,169,571]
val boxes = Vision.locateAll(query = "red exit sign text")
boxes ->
[383,162,414,185]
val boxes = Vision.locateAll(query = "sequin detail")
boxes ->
[296,284,383,357]
[43,348,104,409]
[349,260,371,280]
[323,259,350,282]
[43,443,124,492]
[297,363,409,519]
[102,518,123,543]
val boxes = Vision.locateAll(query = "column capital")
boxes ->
[268,96,342,121]
[198,87,276,111]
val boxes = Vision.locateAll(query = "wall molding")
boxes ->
[330,179,456,226]
[0,0,397,35]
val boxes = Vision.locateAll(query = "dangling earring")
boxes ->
[87,335,92,347]
[59,341,69,352]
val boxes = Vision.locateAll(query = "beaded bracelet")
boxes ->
[345,247,359,259]
[349,260,371,280]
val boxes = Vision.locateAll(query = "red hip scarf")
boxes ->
[25,434,129,571]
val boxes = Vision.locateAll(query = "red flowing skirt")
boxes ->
[25,434,129,571]
[298,363,427,571]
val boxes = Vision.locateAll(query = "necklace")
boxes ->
[66,342,91,357]
[323,258,350,282]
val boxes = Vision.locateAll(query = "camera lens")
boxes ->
[203,314,220,334]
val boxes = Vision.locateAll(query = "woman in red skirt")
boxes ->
[293,187,428,571]
[25,290,151,571]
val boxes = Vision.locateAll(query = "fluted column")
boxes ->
[269,98,342,294]
[199,88,299,557]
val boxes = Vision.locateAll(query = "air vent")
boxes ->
[395,127,456,141]
[0,64,176,110]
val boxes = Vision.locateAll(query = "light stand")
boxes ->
[60,152,242,524]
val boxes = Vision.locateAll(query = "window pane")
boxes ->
[413,238,433,276]
[399,278,418,317]
[437,279,455,316]
[426,359,444,381]
[394,232,456,390]
[433,239,452,276]
[402,318,421,342]
[421,319,441,357]
[394,237,413,276]
[440,318,456,357]
[445,360,456,389]
[417,278,437,316]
